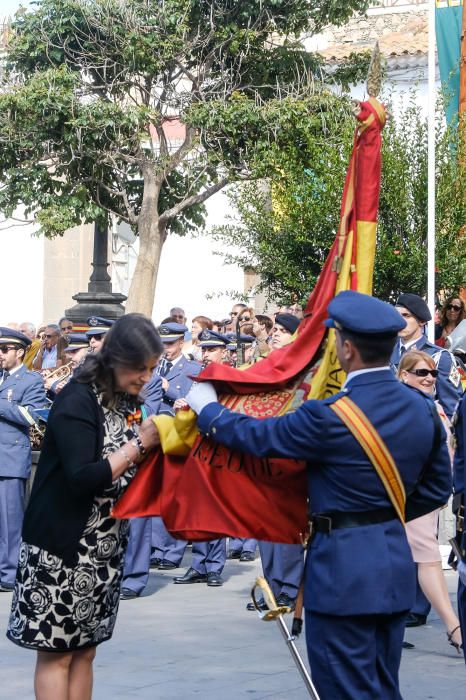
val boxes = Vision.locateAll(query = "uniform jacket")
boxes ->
[197,369,452,616]
[0,364,46,478]
[141,371,163,417]
[391,335,462,419]
[159,356,201,415]
[453,396,465,554]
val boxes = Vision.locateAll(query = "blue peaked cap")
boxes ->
[198,329,231,347]
[325,291,407,335]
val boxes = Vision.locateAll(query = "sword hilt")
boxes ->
[251,576,293,620]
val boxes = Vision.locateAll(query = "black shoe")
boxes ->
[405,613,427,628]
[246,597,269,612]
[0,581,14,593]
[206,572,223,587]
[173,567,207,584]
[239,551,255,562]
[158,559,179,570]
[275,593,296,611]
[120,587,138,600]
[149,557,162,569]
[402,641,415,649]
[227,550,241,559]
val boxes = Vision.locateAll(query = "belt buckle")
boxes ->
[319,515,333,534]
[300,520,314,548]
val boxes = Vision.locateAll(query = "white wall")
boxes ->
[0,218,44,326]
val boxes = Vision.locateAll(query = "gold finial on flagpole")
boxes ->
[366,42,382,98]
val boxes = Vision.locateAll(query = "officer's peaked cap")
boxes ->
[158,322,188,342]
[0,327,31,347]
[325,291,406,335]
[198,329,230,347]
[86,317,115,336]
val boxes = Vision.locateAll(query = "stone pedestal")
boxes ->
[65,221,127,322]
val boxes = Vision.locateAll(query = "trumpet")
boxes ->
[39,361,73,382]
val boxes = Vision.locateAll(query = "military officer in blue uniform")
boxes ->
[0,328,46,591]
[184,291,452,699]
[392,293,462,419]
[452,394,466,661]
[86,316,114,353]
[173,329,230,586]
[149,322,202,572]
[392,293,462,627]
[120,372,164,599]
[156,322,201,415]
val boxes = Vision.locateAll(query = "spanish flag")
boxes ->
[114,97,386,542]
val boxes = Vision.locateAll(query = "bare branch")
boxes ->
[159,177,229,223]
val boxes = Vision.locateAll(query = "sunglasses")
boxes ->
[45,334,57,339]
[61,326,73,331]
[0,345,17,354]
[446,304,462,312]
[407,368,438,378]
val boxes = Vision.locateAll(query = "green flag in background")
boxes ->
[435,0,463,126]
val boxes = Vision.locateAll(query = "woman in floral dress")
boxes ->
[7,313,163,700]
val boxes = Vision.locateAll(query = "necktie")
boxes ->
[161,361,173,378]
[2,370,10,382]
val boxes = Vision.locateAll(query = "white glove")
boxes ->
[458,559,466,587]
[185,382,218,415]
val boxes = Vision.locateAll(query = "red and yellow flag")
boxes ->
[114,98,386,542]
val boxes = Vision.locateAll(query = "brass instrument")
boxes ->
[39,361,73,382]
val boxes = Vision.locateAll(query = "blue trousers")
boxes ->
[0,477,26,585]
[151,516,187,565]
[458,578,466,664]
[229,537,257,554]
[122,518,151,595]
[259,541,304,599]
[192,539,226,575]
[306,609,407,700]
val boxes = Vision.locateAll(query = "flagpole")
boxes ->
[427,0,436,342]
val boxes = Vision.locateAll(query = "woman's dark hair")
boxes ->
[76,313,163,406]
[440,296,465,328]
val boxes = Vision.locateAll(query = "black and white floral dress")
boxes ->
[7,391,139,652]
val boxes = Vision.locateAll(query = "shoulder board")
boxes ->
[322,388,350,405]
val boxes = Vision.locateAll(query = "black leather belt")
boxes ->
[310,506,397,535]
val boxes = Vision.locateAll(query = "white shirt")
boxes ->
[0,363,23,385]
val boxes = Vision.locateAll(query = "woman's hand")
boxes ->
[138,417,160,451]
[174,398,189,411]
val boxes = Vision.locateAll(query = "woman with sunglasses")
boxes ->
[6,313,163,700]
[398,350,462,654]
[435,296,465,347]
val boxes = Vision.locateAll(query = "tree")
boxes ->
[210,99,466,305]
[0,0,370,314]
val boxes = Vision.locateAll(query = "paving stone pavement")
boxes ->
[0,551,464,699]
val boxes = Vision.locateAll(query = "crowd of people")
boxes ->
[0,291,465,699]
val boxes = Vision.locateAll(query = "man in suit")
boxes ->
[184,291,452,699]
[0,327,46,591]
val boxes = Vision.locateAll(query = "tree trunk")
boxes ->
[125,171,164,315]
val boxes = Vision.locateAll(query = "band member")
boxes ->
[86,317,114,353]
[183,291,452,699]
[0,328,46,592]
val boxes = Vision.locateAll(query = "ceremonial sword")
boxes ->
[250,577,320,699]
